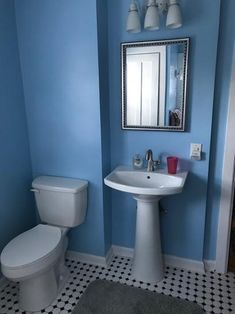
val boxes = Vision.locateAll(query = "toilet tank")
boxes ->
[32,176,88,228]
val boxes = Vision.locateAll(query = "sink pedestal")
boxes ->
[104,166,188,283]
[132,196,164,283]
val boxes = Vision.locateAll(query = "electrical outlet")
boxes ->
[190,143,202,160]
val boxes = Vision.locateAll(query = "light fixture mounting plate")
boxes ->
[156,0,168,13]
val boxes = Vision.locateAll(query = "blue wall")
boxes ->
[4,0,233,263]
[0,0,36,254]
[108,0,221,261]
[204,0,235,260]
[15,0,109,256]
[96,0,112,253]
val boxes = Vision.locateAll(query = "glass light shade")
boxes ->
[166,1,182,29]
[144,1,160,31]
[126,3,141,33]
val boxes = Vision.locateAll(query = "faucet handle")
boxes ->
[153,160,161,167]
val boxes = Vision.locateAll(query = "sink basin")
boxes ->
[104,166,187,196]
[104,166,188,283]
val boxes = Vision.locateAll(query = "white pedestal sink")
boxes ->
[104,166,188,283]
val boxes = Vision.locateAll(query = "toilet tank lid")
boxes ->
[32,176,88,193]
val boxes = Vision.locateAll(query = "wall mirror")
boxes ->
[121,38,189,131]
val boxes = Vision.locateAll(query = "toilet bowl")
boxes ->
[1,224,68,312]
[0,175,88,312]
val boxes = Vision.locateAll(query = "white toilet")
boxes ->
[0,175,88,312]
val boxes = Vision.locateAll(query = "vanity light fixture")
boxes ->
[144,0,160,31]
[126,0,183,33]
[126,1,141,33]
[166,0,183,29]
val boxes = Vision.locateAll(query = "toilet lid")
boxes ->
[1,224,62,268]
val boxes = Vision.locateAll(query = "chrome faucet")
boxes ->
[145,149,160,172]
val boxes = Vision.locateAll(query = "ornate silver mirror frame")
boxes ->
[121,38,189,131]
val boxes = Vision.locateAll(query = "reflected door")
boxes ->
[126,46,166,127]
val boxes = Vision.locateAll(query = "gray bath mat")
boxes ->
[72,279,205,314]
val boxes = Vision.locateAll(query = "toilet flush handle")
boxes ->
[30,188,40,193]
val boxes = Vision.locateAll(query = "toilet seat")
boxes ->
[1,224,63,280]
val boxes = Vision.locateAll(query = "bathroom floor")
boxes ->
[0,255,234,314]
[228,208,235,272]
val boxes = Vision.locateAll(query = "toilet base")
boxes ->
[58,264,70,292]
[19,268,57,312]
[18,239,70,312]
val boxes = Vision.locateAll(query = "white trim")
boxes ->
[108,245,207,273]
[165,255,205,273]
[216,44,235,273]
[105,246,114,267]
[112,245,134,258]
[66,247,114,268]
[0,275,8,289]
[67,246,216,274]
[204,260,216,272]
[66,251,107,267]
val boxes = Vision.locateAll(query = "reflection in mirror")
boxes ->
[121,38,189,131]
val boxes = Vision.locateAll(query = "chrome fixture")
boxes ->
[145,149,160,172]
[126,0,183,33]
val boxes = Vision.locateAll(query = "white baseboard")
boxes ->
[164,254,205,273]
[105,246,114,266]
[204,259,216,272]
[66,250,107,267]
[112,245,134,258]
[66,247,114,268]
[67,245,216,274]
[111,245,206,273]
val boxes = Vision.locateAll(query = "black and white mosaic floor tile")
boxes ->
[0,255,234,313]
